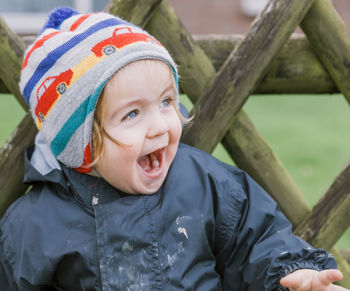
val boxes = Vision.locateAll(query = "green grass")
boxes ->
[0,94,26,146]
[0,93,349,249]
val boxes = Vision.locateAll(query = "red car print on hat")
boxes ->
[91,26,162,57]
[35,69,74,129]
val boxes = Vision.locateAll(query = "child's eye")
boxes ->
[161,97,174,108]
[122,109,139,121]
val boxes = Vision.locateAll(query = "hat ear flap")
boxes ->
[40,7,79,34]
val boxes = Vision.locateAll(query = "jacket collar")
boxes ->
[24,132,163,210]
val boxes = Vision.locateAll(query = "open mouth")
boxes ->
[137,148,165,177]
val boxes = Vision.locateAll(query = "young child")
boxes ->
[0,7,347,291]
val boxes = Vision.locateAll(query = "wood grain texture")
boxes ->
[301,0,350,105]
[181,0,317,153]
[104,0,162,27]
[0,16,27,110]
[0,113,36,216]
[295,163,350,249]
[194,34,339,94]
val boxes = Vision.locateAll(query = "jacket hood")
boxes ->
[23,131,65,186]
[23,131,114,210]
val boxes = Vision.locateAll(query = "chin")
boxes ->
[116,179,164,195]
[138,182,163,195]
[138,176,166,195]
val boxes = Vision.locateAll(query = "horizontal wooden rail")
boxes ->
[0,14,342,96]
[194,34,339,94]
[0,34,339,95]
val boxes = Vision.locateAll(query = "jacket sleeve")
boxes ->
[0,196,54,291]
[0,213,20,291]
[213,168,337,291]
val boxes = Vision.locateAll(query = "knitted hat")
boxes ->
[19,7,178,173]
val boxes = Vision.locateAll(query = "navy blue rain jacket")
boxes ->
[0,143,336,290]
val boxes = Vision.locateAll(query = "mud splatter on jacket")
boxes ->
[0,143,336,290]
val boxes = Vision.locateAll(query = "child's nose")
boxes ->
[146,111,169,138]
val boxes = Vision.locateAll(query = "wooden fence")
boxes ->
[0,0,349,287]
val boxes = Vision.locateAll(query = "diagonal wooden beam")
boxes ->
[294,162,350,287]
[0,17,37,216]
[104,0,161,27]
[0,16,27,110]
[180,0,317,153]
[295,162,350,250]
[145,2,217,102]
[0,80,8,93]
[300,0,350,105]
[341,250,350,264]
[222,110,311,226]
[0,113,36,216]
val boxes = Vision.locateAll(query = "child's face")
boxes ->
[94,61,182,194]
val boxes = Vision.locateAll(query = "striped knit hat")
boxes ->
[19,7,178,173]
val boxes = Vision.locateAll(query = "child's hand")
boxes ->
[280,269,348,290]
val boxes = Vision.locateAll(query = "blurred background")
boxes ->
[1,0,350,35]
[0,0,349,248]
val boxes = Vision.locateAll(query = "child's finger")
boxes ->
[280,269,344,290]
[280,270,309,289]
[317,269,343,286]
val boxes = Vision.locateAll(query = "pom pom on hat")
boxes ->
[20,8,178,173]
[40,7,79,34]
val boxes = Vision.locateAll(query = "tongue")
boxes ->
[138,155,152,171]
[138,153,159,172]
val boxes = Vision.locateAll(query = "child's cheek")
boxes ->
[174,117,183,140]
